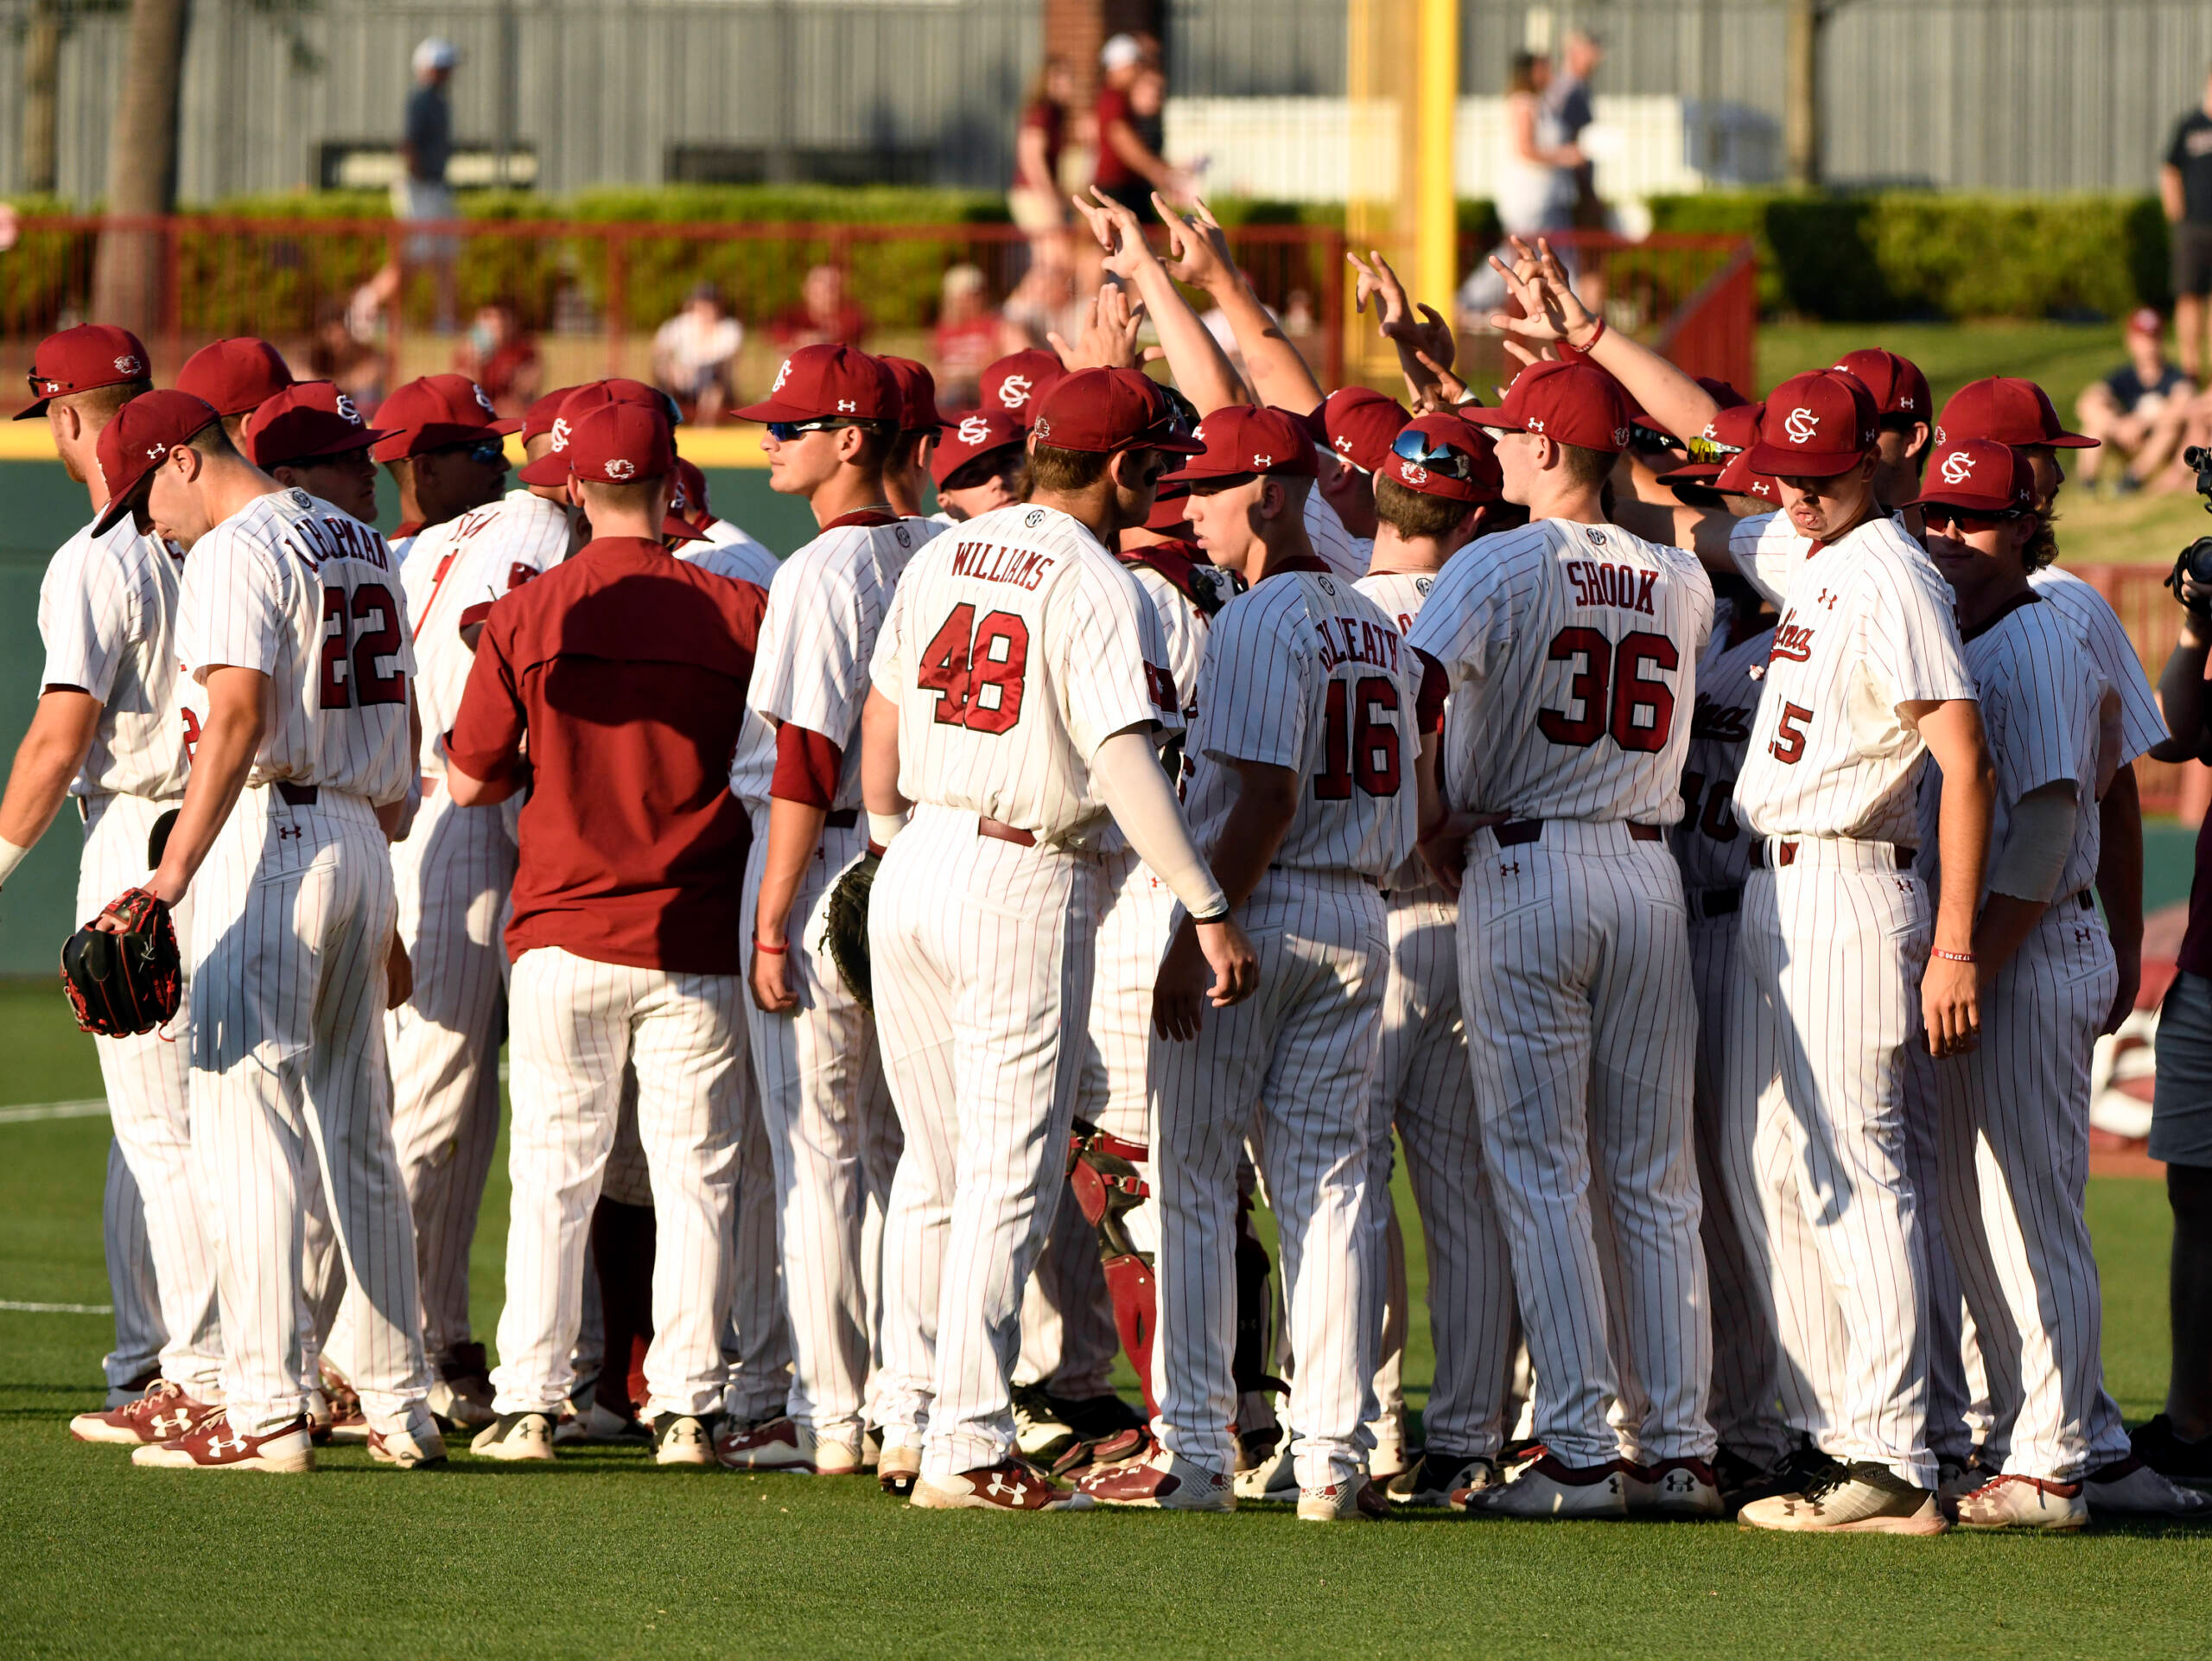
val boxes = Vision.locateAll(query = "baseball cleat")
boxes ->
[1367,1413,1412,1483]
[131,1411,313,1473]
[1077,1448,1234,1511]
[876,1442,923,1497]
[318,1368,369,1444]
[71,1378,218,1446]
[559,1400,652,1446]
[1011,1384,1078,1467]
[471,1410,557,1461]
[713,1415,856,1473]
[2128,1416,2212,1492]
[1619,1456,1724,1518]
[1233,1436,1299,1501]
[1711,1447,1776,1515]
[652,1412,720,1467]
[103,1366,161,1411]
[1296,1477,1389,1523]
[427,1344,498,1433]
[1388,1450,1497,1507]
[368,1423,449,1469]
[1736,1459,1946,1534]
[910,1456,1095,1512]
[1458,1454,1627,1519]
[2083,1454,2212,1517]
[1934,1456,1984,1506]
[1952,1473,2087,1531]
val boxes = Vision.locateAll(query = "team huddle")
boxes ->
[15,201,2212,1532]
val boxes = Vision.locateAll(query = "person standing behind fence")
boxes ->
[385,39,461,336]
[1497,52,1580,243]
[2164,66,2212,385]
[1091,35,1190,219]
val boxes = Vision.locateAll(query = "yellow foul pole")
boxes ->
[1415,0,1459,319]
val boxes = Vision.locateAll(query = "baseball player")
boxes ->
[1906,439,2206,1527]
[879,356,949,524]
[1306,385,1412,563]
[244,381,392,527]
[864,366,1249,1511]
[671,456,777,571]
[1402,361,1717,1521]
[720,345,939,1480]
[976,348,1065,427]
[446,400,766,1466]
[176,336,293,446]
[1936,377,2168,1035]
[927,410,1027,525]
[1344,412,1522,1507]
[1829,348,1932,525]
[92,391,436,1473]
[374,373,513,547]
[0,329,219,1440]
[1075,402,1414,1523]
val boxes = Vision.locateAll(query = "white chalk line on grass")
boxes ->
[0,1098,109,1124]
[0,1300,111,1314]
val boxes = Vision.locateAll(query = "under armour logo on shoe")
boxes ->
[205,1432,246,1456]
[150,1410,191,1437]
[987,1472,1029,1504]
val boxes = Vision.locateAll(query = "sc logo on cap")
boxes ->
[550,417,572,451]
[334,392,362,424]
[957,415,990,445]
[772,360,792,393]
[1783,406,1821,444]
[1939,450,1975,486]
[998,374,1033,409]
[472,385,497,417]
[604,459,635,480]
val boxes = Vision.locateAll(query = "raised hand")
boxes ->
[1156,194,1236,293]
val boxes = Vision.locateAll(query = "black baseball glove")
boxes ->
[819,849,881,1014]
[61,887,181,1038]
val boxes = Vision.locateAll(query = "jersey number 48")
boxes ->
[919,603,1029,734]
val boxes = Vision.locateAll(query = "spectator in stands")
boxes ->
[653,282,745,424]
[770,264,869,350]
[1548,28,1604,227]
[1011,57,1074,251]
[1091,32,1191,218]
[2076,309,2197,494]
[2166,67,2212,383]
[454,301,541,418]
[1497,50,1580,241]
[932,265,1001,410]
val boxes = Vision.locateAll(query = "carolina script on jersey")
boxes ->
[1769,613,1816,664]
[283,512,391,573]
[948,538,1053,591]
[1565,559,1657,615]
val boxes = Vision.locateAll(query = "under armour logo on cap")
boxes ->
[837,399,857,413]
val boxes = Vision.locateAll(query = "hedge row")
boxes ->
[1647,190,2171,322]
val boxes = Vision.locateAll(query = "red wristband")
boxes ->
[753,937,787,957]
[1930,946,1975,964]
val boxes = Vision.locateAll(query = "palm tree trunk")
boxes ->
[91,0,189,334]
[21,0,63,196]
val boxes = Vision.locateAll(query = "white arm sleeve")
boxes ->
[1090,728,1230,919]
[1987,786,2079,905]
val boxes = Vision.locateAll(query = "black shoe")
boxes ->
[1387,1448,1498,1507]
[1726,1435,1846,1511]
[2132,1414,2212,1487]
[1053,1391,1145,1441]
[1011,1384,1077,1466]
[1711,1446,1771,1514]
[652,1410,722,1466]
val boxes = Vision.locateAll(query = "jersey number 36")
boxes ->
[1536,627,1678,752]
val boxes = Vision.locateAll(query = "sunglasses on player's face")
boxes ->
[437,437,508,468]
[1921,504,2020,533]
[765,417,884,442]
[1391,427,1482,480]
[1682,434,1741,466]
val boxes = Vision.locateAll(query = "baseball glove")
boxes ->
[817,848,881,1014]
[60,887,181,1038]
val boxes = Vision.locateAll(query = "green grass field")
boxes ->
[0,983,2206,1659]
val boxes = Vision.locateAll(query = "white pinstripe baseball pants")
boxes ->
[1932,901,2131,1480]
[1154,868,1387,1491]
[741,818,903,1454]
[490,945,743,1419]
[79,791,222,1397]
[1735,843,1936,1487]
[385,784,513,1367]
[188,786,429,1436]
[724,1063,795,1422]
[870,806,1100,1476]
[1373,891,1516,1459]
[1459,822,1712,1469]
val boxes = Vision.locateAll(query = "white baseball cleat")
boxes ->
[1296,1477,1389,1523]
[1459,1454,1628,1519]
[2082,1456,2212,1518]
[652,1413,718,1467]
[131,1411,313,1473]
[1737,1459,1947,1534]
[1077,1448,1235,1511]
[876,1441,923,1497]
[1952,1473,2088,1531]
[368,1423,449,1469]
[1388,1450,1498,1508]
[471,1411,557,1461]
[910,1457,1096,1511]
[1619,1456,1724,1518]
[713,1415,859,1473]
[1232,1438,1299,1501]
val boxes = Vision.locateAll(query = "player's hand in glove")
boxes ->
[1152,913,1259,1041]
[385,928,413,1010]
[62,886,181,1038]
[815,847,881,1015]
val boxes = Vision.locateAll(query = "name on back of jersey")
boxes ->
[283,511,391,574]
[948,537,1053,591]
[1315,613,1402,675]
[1566,557,1657,615]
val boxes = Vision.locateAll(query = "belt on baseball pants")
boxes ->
[1750,837,1912,871]
[977,816,1036,848]
[275,783,318,807]
[1688,885,1742,920]
[1493,818,1662,847]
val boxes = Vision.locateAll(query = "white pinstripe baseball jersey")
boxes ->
[2028,563,2165,764]
[1304,489,1370,581]
[699,516,778,570]
[1355,567,1445,895]
[1728,512,1974,843]
[1183,564,1419,879]
[1917,595,2108,904]
[751,516,942,812]
[36,519,188,801]
[681,534,782,813]
[177,488,416,805]
[1407,520,1713,824]
[1674,623,1774,893]
[870,502,1174,842]
[398,491,574,781]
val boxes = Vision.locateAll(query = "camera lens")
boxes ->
[2187,537,2212,585]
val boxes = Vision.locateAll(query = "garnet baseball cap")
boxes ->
[1713,422,1782,502]
[244,380,393,468]
[1665,400,1762,489]
[1379,412,1502,505]
[1162,404,1318,481]
[371,374,519,462]
[1908,437,2036,516]
[566,401,675,487]
[671,456,712,525]
[2126,307,2164,339]
[91,390,222,534]
[1743,371,1879,478]
[522,385,584,445]
[1830,348,1931,423]
[175,337,293,418]
[1300,386,1412,473]
[1145,480,1194,532]
[1465,360,1633,454]
[1936,377,2097,449]
[735,344,899,425]
[1031,367,1204,456]
[979,348,1066,423]
[930,408,1023,487]
[1624,378,1748,443]
[18,324,151,419]
[879,356,948,432]
[518,380,675,484]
